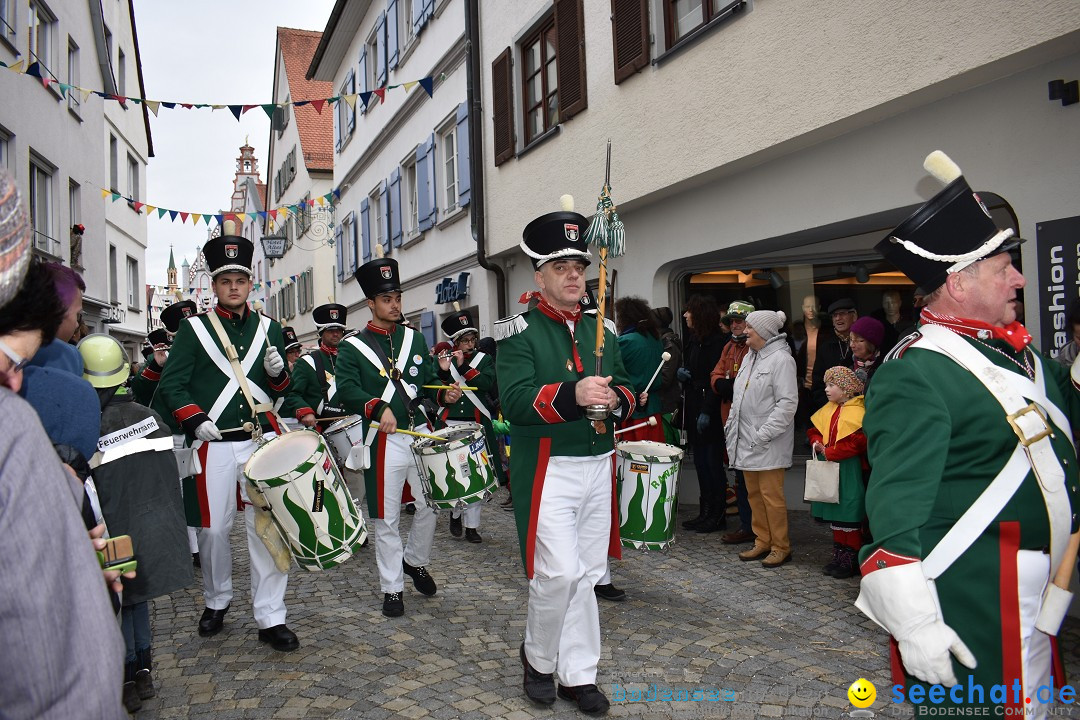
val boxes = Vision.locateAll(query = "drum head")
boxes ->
[617,441,683,461]
[325,415,362,433]
[247,432,320,482]
[415,425,479,450]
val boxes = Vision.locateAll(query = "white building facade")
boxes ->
[0,0,153,359]
[309,0,491,347]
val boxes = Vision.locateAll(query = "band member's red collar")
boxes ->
[214,304,249,321]
[519,291,582,323]
[365,321,393,336]
[920,308,1032,353]
[319,342,339,356]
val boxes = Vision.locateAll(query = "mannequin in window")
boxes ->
[870,290,913,352]
[793,295,821,439]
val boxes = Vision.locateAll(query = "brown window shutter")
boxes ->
[611,0,649,84]
[555,0,587,122]
[492,46,514,167]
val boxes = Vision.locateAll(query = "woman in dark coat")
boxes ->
[677,295,727,532]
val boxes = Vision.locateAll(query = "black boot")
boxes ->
[831,545,860,579]
[822,543,843,576]
[134,647,155,700]
[681,502,708,530]
[123,661,143,713]
[695,504,726,533]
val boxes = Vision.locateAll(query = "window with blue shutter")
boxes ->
[422,133,437,229]
[389,168,403,247]
[423,0,434,25]
[416,139,432,232]
[335,223,344,281]
[347,212,359,274]
[358,48,368,116]
[411,0,425,35]
[347,70,356,134]
[387,0,400,70]
[375,12,387,88]
[361,197,371,263]
[378,180,390,254]
[456,102,470,208]
[420,310,435,348]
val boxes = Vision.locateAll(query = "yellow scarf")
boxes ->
[810,395,865,444]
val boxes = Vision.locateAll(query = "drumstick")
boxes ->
[423,384,479,391]
[614,416,658,436]
[640,352,672,397]
[369,422,448,443]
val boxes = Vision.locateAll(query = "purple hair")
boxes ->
[44,262,85,307]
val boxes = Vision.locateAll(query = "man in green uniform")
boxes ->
[435,308,504,544]
[855,151,1079,716]
[497,202,636,715]
[289,303,349,428]
[156,233,301,652]
[334,257,462,618]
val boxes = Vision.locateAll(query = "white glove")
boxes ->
[194,420,222,442]
[263,346,284,376]
[854,561,977,687]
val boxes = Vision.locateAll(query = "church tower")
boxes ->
[231,138,260,213]
[166,245,177,293]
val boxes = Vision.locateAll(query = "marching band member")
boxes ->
[156,232,301,652]
[334,257,461,618]
[496,201,635,715]
[290,303,349,428]
[282,326,302,371]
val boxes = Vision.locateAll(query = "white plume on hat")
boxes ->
[745,309,786,341]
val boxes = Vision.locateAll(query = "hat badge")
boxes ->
[380,266,392,279]
[329,309,339,320]
[225,244,238,259]
[581,294,590,306]
[972,192,993,219]
[564,223,579,242]
[182,308,192,317]
[459,316,468,326]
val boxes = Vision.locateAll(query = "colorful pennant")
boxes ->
[92,183,340,226]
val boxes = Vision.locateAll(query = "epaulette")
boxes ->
[883,330,922,362]
[493,313,529,342]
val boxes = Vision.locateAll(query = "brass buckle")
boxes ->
[1006,403,1052,447]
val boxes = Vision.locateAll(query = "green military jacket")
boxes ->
[334,321,448,517]
[495,307,636,577]
[288,344,345,421]
[861,328,1080,707]
[439,350,506,485]
[155,305,293,439]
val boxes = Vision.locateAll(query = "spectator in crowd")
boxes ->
[615,296,665,443]
[650,306,683,446]
[26,262,85,374]
[810,298,857,408]
[872,290,916,348]
[677,295,727,534]
[724,309,798,568]
[849,316,887,394]
[807,366,868,579]
[0,169,127,719]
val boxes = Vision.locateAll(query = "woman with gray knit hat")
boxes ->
[723,309,798,567]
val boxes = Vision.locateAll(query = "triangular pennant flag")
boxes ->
[162,102,176,109]
[332,188,341,200]
[157,208,168,219]
[228,105,243,121]
[80,88,92,102]
[145,100,160,116]
[293,100,309,107]
[191,213,201,224]
[180,212,190,224]
[203,214,212,225]
[258,211,267,219]
[143,205,155,214]
[248,213,258,222]
[418,77,434,98]
[108,94,125,103]
[261,104,276,118]
[328,96,340,105]
[317,196,326,207]
[129,97,141,105]
[310,99,325,114]
[100,188,111,199]
[24,62,42,78]
[169,210,178,222]
[180,103,193,109]
[343,94,357,110]
[0,60,6,67]
[56,82,69,97]
[373,88,386,103]
[359,91,372,107]
[111,192,122,202]
[7,60,23,73]
[241,105,257,115]
[214,214,223,224]
[402,81,417,93]
[195,103,209,109]
[211,104,226,110]
[132,201,144,212]
[94,90,109,99]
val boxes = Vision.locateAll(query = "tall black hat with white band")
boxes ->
[203,224,254,278]
[521,195,592,269]
[281,326,301,352]
[355,257,400,298]
[875,151,1021,293]
[146,328,170,348]
[578,287,599,313]
[442,309,478,340]
[313,303,348,332]
[159,299,197,333]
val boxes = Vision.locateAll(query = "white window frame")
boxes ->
[126,153,138,202]
[117,47,126,99]
[336,71,355,149]
[369,185,383,251]
[109,134,118,192]
[28,154,55,255]
[0,0,16,45]
[0,128,10,170]
[365,29,379,108]
[126,256,139,309]
[109,243,118,303]
[399,0,415,53]
[401,149,419,238]
[68,178,80,228]
[66,37,80,116]
[27,1,57,82]
[438,118,458,216]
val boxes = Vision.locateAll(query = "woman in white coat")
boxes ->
[724,309,798,567]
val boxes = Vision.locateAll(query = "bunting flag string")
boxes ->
[252,273,302,292]
[0,58,438,118]
[95,183,340,226]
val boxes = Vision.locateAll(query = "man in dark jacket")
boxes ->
[809,298,857,408]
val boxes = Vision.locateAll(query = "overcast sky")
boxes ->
[134,0,336,284]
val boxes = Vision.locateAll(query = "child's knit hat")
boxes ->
[824,365,864,399]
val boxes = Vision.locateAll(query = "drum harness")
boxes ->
[447,351,492,421]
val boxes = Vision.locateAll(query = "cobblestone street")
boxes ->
[140,487,1080,719]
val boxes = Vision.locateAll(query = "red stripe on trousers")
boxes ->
[608,454,622,561]
[1051,636,1065,688]
[196,442,211,527]
[375,431,387,518]
[999,520,1022,710]
[525,438,551,580]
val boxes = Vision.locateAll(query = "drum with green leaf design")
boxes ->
[615,441,684,551]
[244,429,367,571]
[412,422,497,510]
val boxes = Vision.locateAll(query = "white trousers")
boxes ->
[174,434,200,554]
[1017,550,1053,720]
[446,419,482,529]
[198,434,289,629]
[524,454,612,687]
[373,431,437,593]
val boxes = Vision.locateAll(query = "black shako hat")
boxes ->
[159,300,198,333]
[146,328,170,348]
[875,151,1021,293]
[282,326,301,352]
[313,303,347,332]
[355,258,401,298]
[140,340,154,359]
[578,287,599,313]
[442,309,478,340]
[521,210,592,269]
[203,235,254,278]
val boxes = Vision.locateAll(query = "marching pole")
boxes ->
[640,351,672,398]
[613,416,658,437]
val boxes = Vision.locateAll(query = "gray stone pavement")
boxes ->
[139,488,1080,719]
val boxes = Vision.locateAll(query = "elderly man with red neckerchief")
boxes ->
[856,151,1080,719]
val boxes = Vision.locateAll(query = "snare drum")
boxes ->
[323,415,369,471]
[412,422,497,510]
[244,429,367,571]
[615,441,684,551]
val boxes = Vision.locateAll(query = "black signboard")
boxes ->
[1036,216,1080,359]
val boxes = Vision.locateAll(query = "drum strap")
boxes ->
[449,360,492,421]
[358,328,435,428]
[301,352,339,415]
[204,311,276,424]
